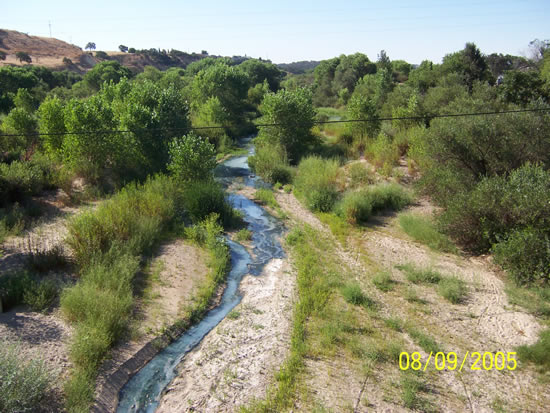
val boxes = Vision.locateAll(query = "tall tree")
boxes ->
[85,42,96,52]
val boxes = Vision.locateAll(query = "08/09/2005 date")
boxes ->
[399,351,517,372]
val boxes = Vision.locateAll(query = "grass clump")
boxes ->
[235,228,253,242]
[283,184,292,193]
[341,283,367,306]
[335,183,412,225]
[372,271,393,292]
[407,327,441,353]
[398,212,457,253]
[0,340,53,413]
[0,271,35,311]
[437,276,468,304]
[26,242,68,273]
[294,156,341,212]
[400,372,432,411]
[396,263,442,284]
[517,329,550,372]
[23,279,59,313]
[348,162,375,188]
[254,188,279,209]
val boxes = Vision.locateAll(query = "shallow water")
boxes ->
[116,143,284,412]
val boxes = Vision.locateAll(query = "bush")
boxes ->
[341,283,375,308]
[0,340,52,413]
[348,162,374,188]
[373,271,393,292]
[493,228,550,285]
[517,329,550,371]
[27,242,67,273]
[335,183,412,224]
[439,163,550,260]
[398,213,457,253]
[397,263,442,284]
[182,180,235,226]
[294,156,341,212]
[66,175,177,267]
[235,228,252,242]
[254,188,278,208]
[168,133,217,183]
[248,143,292,185]
[0,271,34,311]
[23,279,59,313]
[0,160,49,205]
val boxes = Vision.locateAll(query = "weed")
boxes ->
[373,271,393,292]
[407,327,441,353]
[254,188,279,209]
[341,283,374,308]
[0,340,53,413]
[273,182,282,190]
[283,184,292,193]
[0,271,35,311]
[348,162,375,188]
[235,228,252,242]
[438,276,468,304]
[397,263,442,284]
[26,239,67,273]
[517,329,550,371]
[400,372,431,411]
[228,310,241,320]
[384,317,403,332]
[404,287,426,304]
[23,279,58,313]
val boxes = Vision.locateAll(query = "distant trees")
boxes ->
[15,51,32,64]
[63,57,73,65]
[83,61,132,90]
[85,42,96,52]
[0,51,6,61]
[128,47,136,53]
[118,45,128,53]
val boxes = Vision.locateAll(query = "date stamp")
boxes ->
[399,351,517,371]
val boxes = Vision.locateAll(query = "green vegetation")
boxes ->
[396,263,442,284]
[437,276,468,304]
[372,271,394,292]
[254,188,279,208]
[0,341,52,413]
[294,156,341,212]
[341,282,374,308]
[517,329,550,371]
[398,213,457,253]
[235,228,253,242]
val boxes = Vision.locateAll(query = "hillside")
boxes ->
[0,28,206,73]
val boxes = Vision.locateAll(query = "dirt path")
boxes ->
[156,257,295,412]
[272,189,549,413]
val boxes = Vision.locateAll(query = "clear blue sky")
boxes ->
[1,0,548,64]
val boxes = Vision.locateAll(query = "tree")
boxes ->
[346,94,380,142]
[377,50,392,72]
[168,133,216,182]
[118,45,128,53]
[15,51,32,64]
[85,42,96,52]
[62,57,73,66]
[83,61,132,90]
[239,59,284,91]
[257,88,316,164]
[128,48,136,53]
[0,51,6,61]
[38,96,66,155]
[498,70,547,105]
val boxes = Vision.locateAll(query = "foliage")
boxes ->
[398,213,457,253]
[437,276,468,304]
[168,133,216,183]
[248,143,292,184]
[397,263,442,284]
[37,95,66,155]
[348,162,374,187]
[0,159,52,204]
[0,271,34,311]
[335,184,412,224]
[235,228,252,242]
[346,94,380,143]
[372,271,393,292]
[498,70,547,105]
[0,340,52,413]
[85,42,96,51]
[23,279,59,312]
[239,59,283,91]
[15,51,32,64]
[83,61,132,90]
[181,180,235,227]
[294,156,341,212]
[257,88,316,163]
[341,282,373,307]
[66,175,178,267]
[254,188,278,208]
[517,329,550,371]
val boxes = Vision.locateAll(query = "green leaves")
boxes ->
[168,133,216,183]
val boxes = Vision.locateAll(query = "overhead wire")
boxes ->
[1,107,549,138]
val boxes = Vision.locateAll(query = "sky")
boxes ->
[1,0,549,64]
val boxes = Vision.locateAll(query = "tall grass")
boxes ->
[66,175,178,268]
[398,213,457,253]
[62,175,182,412]
[0,340,53,413]
[294,156,342,212]
[335,183,412,224]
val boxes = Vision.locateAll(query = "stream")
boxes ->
[116,139,285,412]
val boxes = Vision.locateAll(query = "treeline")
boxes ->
[252,40,550,286]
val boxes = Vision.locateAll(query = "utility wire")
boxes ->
[1,107,549,138]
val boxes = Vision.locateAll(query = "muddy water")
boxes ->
[116,141,284,412]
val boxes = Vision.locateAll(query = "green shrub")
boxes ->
[0,271,34,311]
[66,175,177,267]
[366,133,400,171]
[372,271,393,292]
[167,133,217,183]
[517,329,550,371]
[0,160,49,205]
[23,279,58,313]
[254,188,279,208]
[399,213,457,253]
[235,228,252,242]
[335,183,412,224]
[397,263,442,284]
[27,243,67,273]
[273,182,282,190]
[64,367,95,413]
[182,180,236,227]
[0,340,52,413]
[493,228,550,285]
[348,162,374,188]
[341,283,375,308]
[283,184,292,193]
[248,143,293,185]
[437,276,467,304]
[294,156,341,212]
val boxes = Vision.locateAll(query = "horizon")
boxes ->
[1,0,549,65]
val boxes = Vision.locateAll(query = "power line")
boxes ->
[1,108,549,138]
